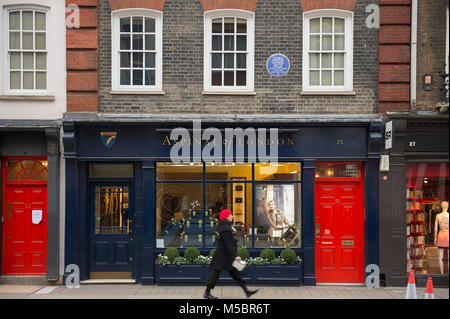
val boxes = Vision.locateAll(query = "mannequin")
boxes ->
[434,201,449,274]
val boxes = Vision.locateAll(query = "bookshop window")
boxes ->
[406,163,449,275]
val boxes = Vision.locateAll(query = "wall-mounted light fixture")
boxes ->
[423,73,433,91]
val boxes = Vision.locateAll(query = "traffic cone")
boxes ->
[425,277,435,299]
[406,270,417,299]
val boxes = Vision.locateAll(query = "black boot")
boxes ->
[244,287,259,298]
[203,288,218,299]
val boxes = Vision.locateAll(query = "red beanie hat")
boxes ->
[219,209,232,220]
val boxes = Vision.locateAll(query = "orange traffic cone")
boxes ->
[405,270,417,299]
[425,277,435,299]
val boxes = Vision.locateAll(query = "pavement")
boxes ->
[0,284,448,299]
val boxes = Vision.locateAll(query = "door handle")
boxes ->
[316,223,320,238]
[127,219,132,234]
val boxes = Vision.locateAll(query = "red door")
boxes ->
[2,158,48,275]
[315,163,365,283]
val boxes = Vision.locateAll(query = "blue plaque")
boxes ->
[267,53,290,77]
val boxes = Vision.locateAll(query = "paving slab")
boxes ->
[0,284,448,299]
[0,285,42,294]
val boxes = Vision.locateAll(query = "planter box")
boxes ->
[253,264,302,285]
[155,264,205,284]
[155,263,303,285]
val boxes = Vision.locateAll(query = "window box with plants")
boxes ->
[248,248,303,285]
[156,247,209,284]
[156,247,302,285]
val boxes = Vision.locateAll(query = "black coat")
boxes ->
[210,220,237,271]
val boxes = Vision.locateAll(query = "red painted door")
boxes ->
[3,185,47,275]
[315,179,364,283]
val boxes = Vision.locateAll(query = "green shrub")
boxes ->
[280,248,297,264]
[164,247,180,262]
[237,247,250,260]
[260,248,276,261]
[209,249,216,257]
[184,247,200,262]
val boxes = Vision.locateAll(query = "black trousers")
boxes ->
[206,268,247,290]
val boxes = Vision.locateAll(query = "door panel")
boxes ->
[315,179,364,283]
[90,185,134,275]
[3,186,47,275]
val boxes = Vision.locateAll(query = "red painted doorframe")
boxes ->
[2,157,47,275]
[314,162,365,283]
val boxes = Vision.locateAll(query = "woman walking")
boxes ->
[204,209,259,299]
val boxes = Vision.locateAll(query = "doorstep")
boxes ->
[0,275,52,286]
[80,279,136,284]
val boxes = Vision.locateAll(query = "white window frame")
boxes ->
[111,9,163,93]
[302,9,353,93]
[3,5,50,96]
[204,9,255,93]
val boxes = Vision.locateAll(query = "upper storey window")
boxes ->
[204,10,254,93]
[5,7,48,94]
[303,10,353,93]
[112,9,162,92]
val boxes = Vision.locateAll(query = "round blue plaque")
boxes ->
[266,53,290,77]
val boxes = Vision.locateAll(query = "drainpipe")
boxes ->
[410,0,418,110]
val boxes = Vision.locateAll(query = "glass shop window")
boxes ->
[406,163,449,275]
[254,183,301,248]
[156,182,203,248]
[95,186,129,234]
[156,162,203,180]
[89,164,134,178]
[155,162,302,250]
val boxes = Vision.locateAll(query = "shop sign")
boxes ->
[266,53,290,77]
[100,131,118,149]
[385,121,393,150]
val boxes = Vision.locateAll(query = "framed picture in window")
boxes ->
[231,177,246,224]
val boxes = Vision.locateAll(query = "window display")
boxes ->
[255,184,301,248]
[406,163,449,274]
[155,162,302,249]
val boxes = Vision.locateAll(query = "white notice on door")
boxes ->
[32,210,43,224]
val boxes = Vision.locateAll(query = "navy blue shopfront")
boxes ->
[62,118,382,285]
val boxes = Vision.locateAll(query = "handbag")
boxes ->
[232,259,247,271]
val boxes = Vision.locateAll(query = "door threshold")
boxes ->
[316,283,365,286]
[80,279,136,285]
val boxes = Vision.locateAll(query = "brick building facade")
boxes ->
[65,0,380,115]
[378,0,449,288]
[61,0,386,286]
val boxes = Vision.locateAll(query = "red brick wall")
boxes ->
[109,0,166,11]
[299,0,357,12]
[379,0,411,113]
[66,0,98,112]
[200,0,258,12]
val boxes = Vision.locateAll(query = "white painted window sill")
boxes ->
[203,91,256,96]
[0,95,55,101]
[301,91,356,96]
[110,90,165,95]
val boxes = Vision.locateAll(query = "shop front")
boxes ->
[379,114,449,287]
[62,116,382,285]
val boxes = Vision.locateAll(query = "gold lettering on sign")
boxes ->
[162,135,172,146]
[162,135,296,146]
